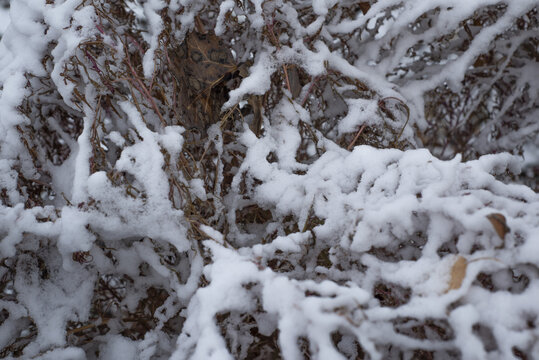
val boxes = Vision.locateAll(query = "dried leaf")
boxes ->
[286,65,302,99]
[248,94,263,136]
[487,213,510,240]
[446,256,467,292]
[359,2,371,15]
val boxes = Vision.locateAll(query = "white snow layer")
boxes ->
[0,0,537,359]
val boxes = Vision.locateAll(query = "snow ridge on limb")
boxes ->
[0,0,537,358]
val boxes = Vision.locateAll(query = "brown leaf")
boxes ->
[359,2,371,15]
[248,95,263,136]
[487,213,510,240]
[285,64,302,99]
[446,256,467,292]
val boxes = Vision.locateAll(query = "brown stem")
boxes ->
[301,76,321,107]
[124,49,167,126]
[347,123,367,151]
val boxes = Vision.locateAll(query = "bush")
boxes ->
[0,0,537,358]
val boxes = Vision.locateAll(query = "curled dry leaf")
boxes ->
[446,256,467,292]
[487,213,510,240]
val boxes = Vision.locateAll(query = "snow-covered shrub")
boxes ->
[0,0,537,359]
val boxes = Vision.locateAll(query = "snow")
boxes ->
[0,3,8,36]
[141,0,166,78]
[14,249,94,352]
[224,50,277,108]
[0,0,537,358]
[189,140,537,358]
[101,335,138,360]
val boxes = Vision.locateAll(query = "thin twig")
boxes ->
[347,123,367,151]
[266,21,292,94]
[124,48,167,126]
[301,76,321,107]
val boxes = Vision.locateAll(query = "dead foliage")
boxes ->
[0,0,536,358]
